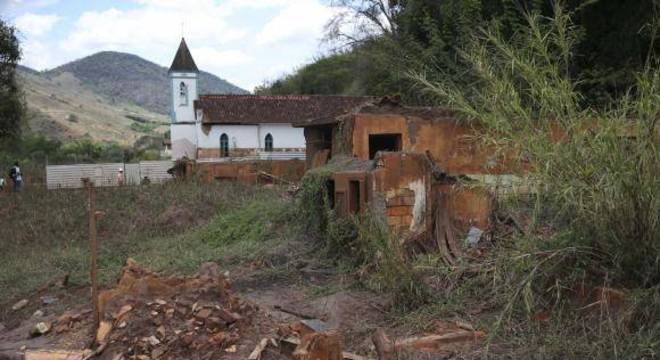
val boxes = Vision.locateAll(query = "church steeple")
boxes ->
[169,38,198,73]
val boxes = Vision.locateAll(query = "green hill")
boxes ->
[46,51,247,114]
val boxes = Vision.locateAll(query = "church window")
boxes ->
[264,133,273,152]
[179,82,188,106]
[220,133,229,157]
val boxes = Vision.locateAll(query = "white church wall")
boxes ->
[171,124,197,159]
[197,124,260,149]
[170,72,198,123]
[258,123,305,149]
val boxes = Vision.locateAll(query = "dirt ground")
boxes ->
[0,184,493,360]
[0,256,390,359]
[0,251,485,360]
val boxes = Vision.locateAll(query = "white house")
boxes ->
[168,38,372,160]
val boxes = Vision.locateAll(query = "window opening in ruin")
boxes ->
[264,133,273,152]
[348,180,360,214]
[369,133,402,159]
[220,133,229,157]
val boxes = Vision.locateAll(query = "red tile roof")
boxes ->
[195,95,375,124]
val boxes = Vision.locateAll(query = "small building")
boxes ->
[296,97,521,261]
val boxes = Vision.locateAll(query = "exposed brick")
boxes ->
[396,188,415,197]
[387,205,412,217]
[386,196,401,206]
[400,195,415,206]
[400,215,414,227]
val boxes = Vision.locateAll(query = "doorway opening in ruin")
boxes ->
[348,180,360,214]
[325,179,335,209]
[319,126,334,159]
[369,133,402,159]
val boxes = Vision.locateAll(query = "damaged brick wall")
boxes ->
[350,113,515,175]
[371,153,432,236]
[198,148,306,159]
[193,160,306,184]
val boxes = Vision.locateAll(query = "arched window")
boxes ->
[264,133,273,152]
[220,133,229,157]
[179,82,188,106]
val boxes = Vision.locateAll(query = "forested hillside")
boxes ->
[257,0,658,107]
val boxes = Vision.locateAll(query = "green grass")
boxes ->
[0,181,299,309]
[129,121,158,133]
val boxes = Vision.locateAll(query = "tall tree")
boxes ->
[0,18,23,138]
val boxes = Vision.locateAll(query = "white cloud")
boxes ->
[14,12,61,37]
[61,2,248,56]
[256,0,335,45]
[12,0,340,89]
[20,39,54,69]
[194,47,254,68]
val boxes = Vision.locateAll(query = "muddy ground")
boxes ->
[0,252,483,360]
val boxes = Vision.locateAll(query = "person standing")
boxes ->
[9,161,22,192]
[117,168,125,186]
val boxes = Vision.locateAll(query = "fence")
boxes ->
[46,161,174,189]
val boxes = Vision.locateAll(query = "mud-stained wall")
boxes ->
[330,171,369,217]
[350,113,514,175]
[304,126,333,169]
[433,184,493,232]
[370,153,432,236]
[194,160,306,184]
[197,148,305,159]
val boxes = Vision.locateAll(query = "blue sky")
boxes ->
[0,0,341,91]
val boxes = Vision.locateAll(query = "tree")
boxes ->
[0,18,23,138]
[324,0,402,47]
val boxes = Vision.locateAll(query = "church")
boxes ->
[168,38,372,161]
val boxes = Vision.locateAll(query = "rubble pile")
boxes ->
[85,259,259,359]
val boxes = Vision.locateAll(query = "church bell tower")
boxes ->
[169,38,199,159]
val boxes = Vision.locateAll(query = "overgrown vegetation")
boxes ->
[403,3,659,357]
[289,3,658,357]
[296,170,429,310]
[258,0,658,108]
[0,181,297,317]
[416,2,659,287]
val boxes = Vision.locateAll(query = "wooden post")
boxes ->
[84,178,100,330]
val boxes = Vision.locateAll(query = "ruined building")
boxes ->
[296,97,522,260]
